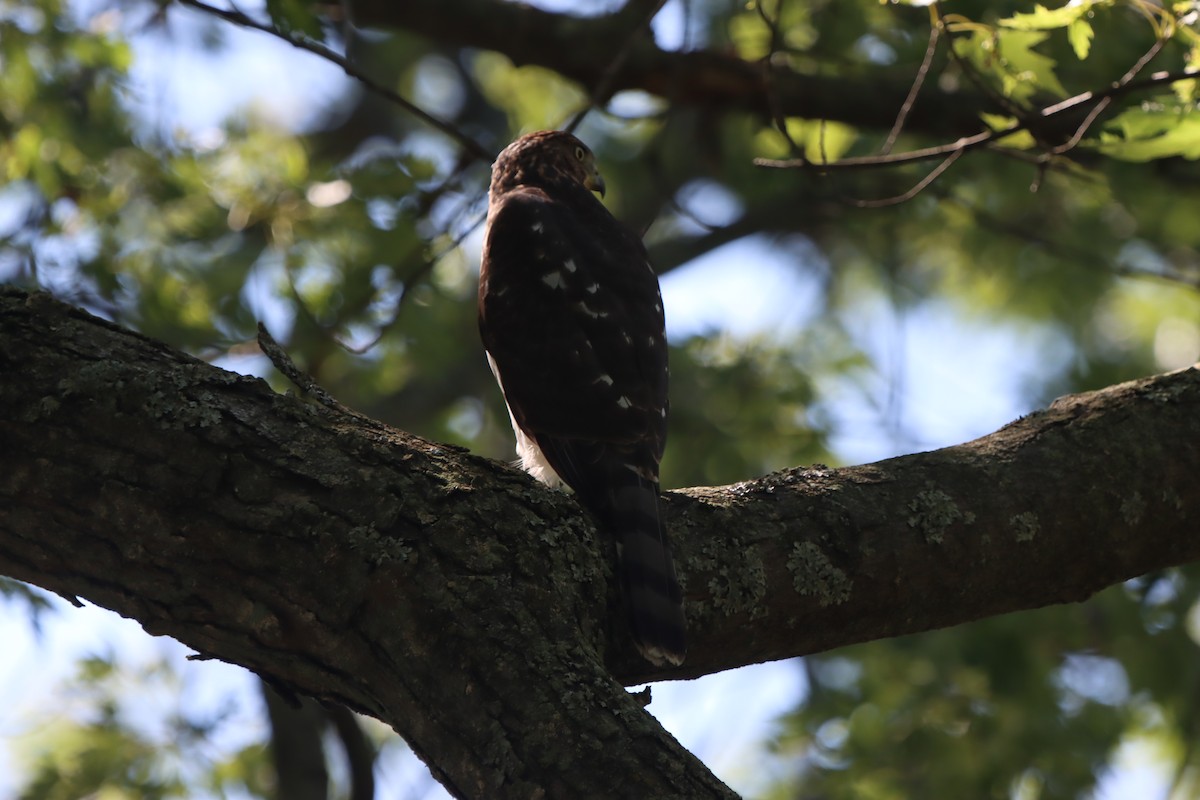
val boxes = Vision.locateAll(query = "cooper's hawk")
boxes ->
[478,130,686,666]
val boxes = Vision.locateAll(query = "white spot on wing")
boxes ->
[617,396,632,409]
[594,374,614,386]
[564,258,577,273]
[621,461,656,481]
[586,283,600,294]
[542,271,566,289]
[574,301,609,319]
[532,221,544,233]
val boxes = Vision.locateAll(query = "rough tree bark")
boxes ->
[1,286,1198,798]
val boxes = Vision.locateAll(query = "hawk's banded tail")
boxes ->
[611,480,686,666]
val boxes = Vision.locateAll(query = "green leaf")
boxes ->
[996,29,1069,100]
[1000,2,1103,60]
[980,113,1037,148]
[999,2,1105,31]
[754,118,858,163]
[1068,18,1094,60]
[953,28,1069,105]
[729,12,772,60]
[1174,77,1198,104]
[1098,113,1200,161]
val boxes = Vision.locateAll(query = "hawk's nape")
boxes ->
[478,130,686,667]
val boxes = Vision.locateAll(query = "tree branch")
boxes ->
[351,0,994,140]
[176,0,493,161]
[0,288,736,799]
[754,66,1200,172]
[3,287,1199,794]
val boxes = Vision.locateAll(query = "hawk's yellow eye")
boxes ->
[574,146,586,161]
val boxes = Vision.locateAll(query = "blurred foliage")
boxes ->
[769,568,1200,799]
[3,0,1200,797]
[11,652,273,800]
[0,578,54,633]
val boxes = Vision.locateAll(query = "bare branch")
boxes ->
[882,8,941,155]
[355,0,995,139]
[1046,34,1169,158]
[1,288,743,798]
[937,7,1028,123]
[757,0,804,156]
[565,0,669,133]
[176,0,493,162]
[756,129,994,171]
[851,148,964,208]
[256,323,355,414]
[755,66,1200,172]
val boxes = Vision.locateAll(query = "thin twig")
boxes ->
[1048,95,1113,156]
[180,0,495,359]
[176,0,493,162]
[756,0,803,156]
[851,148,964,208]
[936,6,1027,122]
[882,11,940,155]
[256,322,354,414]
[340,208,488,356]
[565,0,669,133]
[667,197,720,233]
[756,66,1200,171]
[1048,35,1169,157]
[759,129,993,170]
[336,0,356,56]
[951,193,1200,290]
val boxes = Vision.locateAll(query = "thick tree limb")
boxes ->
[2,287,1199,796]
[0,288,736,799]
[339,1,1200,181]
[353,0,992,140]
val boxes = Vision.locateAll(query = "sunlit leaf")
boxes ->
[1097,112,1200,160]
[1068,18,1095,59]
[978,113,1037,148]
[953,28,1069,104]
[995,29,1069,99]
[999,2,1107,32]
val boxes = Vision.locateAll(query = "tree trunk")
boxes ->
[2,287,1198,797]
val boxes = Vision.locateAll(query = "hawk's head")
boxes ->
[490,130,607,199]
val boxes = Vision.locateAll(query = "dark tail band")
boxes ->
[612,482,686,666]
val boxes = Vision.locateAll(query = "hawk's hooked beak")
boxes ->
[585,168,607,198]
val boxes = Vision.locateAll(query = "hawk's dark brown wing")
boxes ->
[480,186,668,468]
[480,178,685,666]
